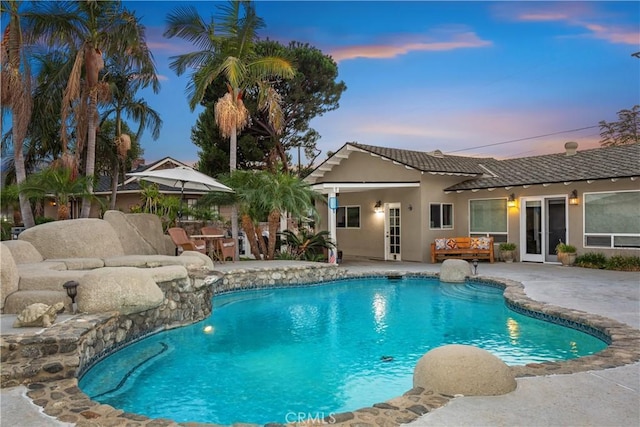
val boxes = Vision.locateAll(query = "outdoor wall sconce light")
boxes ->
[507,193,517,208]
[374,200,383,214]
[569,189,579,205]
[472,259,479,275]
[63,280,79,314]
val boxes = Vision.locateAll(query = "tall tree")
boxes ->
[194,40,346,176]
[28,0,158,218]
[164,0,294,255]
[248,40,346,173]
[95,119,143,207]
[100,54,161,209]
[1,0,36,228]
[599,105,640,146]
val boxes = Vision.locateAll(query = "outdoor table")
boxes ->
[190,234,224,260]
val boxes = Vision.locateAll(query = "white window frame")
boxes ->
[336,205,361,229]
[429,203,454,230]
[584,190,640,249]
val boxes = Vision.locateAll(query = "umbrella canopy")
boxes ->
[127,166,233,194]
[127,166,233,222]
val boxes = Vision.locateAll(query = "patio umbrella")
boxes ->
[127,166,233,220]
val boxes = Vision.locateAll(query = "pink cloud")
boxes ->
[329,32,492,62]
[584,24,639,45]
[519,12,571,22]
[499,3,639,46]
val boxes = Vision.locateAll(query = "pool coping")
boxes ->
[2,269,639,427]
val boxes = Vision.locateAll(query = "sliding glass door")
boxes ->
[520,197,567,262]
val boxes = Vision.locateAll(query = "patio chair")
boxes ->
[215,238,236,262]
[200,226,236,262]
[168,227,207,255]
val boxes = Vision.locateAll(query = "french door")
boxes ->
[520,197,567,263]
[385,203,401,261]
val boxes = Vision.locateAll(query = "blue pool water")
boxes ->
[79,277,607,425]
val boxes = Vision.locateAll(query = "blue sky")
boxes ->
[127,1,639,164]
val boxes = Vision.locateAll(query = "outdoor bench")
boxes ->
[430,236,494,263]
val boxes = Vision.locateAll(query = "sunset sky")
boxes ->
[70,1,640,164]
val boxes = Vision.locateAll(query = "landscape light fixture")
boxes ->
[374,200,383,214]
[472,259,479,275]
[569,189,579,205]
[63,280,79,314]
[507,193,517,208]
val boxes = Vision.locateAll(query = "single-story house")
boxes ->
[305,142,639,263]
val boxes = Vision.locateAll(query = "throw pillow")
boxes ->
[478,237,491,250]
[446,238,458,249]
[435,238,447,250]
[470,237,481,249]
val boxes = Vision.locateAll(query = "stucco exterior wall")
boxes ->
[450,178,639,259]
[320,150,419,182]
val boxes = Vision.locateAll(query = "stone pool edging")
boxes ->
[1,267,638,427]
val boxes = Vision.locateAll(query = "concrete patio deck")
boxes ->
[1,259,638,426]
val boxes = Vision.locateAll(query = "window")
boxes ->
[469,198,508,243]
[585,190,640,248]
[430,203,453,229]
[337,206,360,228]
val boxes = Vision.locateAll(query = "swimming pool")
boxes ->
[79,276,607,425]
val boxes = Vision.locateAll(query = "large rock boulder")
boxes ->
[104,211,175,256]
[19,218,124,260]
[0,243,19,311]
[1,240,43,264]
[414,344,516,396]
[439,259,471,283]
[77,267,164,315]
[124,212,176,256]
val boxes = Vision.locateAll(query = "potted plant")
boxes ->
[556,242,577,266]
[499,242,517,263]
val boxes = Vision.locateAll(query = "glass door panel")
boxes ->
[385,203,401,261]
[546,198,566,262]
[522,199,544,262]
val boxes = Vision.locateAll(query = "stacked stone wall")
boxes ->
[1,271,218,387]
[216,264,346,293]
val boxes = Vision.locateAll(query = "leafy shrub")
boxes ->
[499,242,516,251]
[0,222,12,241]
[35,217,55,225]
[278,229,335,261]
[606,255,640,272]
[575,252,608,269]
[555,242,577,253]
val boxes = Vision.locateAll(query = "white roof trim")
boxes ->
[310,182,420,194]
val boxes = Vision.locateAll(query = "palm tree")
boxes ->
[27,0,158,218]
[100,54,162,209]
[257,170,320,260]
[18,166,94,220]
[1,0,36,228]
[164,0,295,256]
[197,170,268,259]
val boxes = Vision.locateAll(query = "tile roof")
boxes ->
[445,143,640,190]
[350,143,491,175]
[324,143,639,190]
